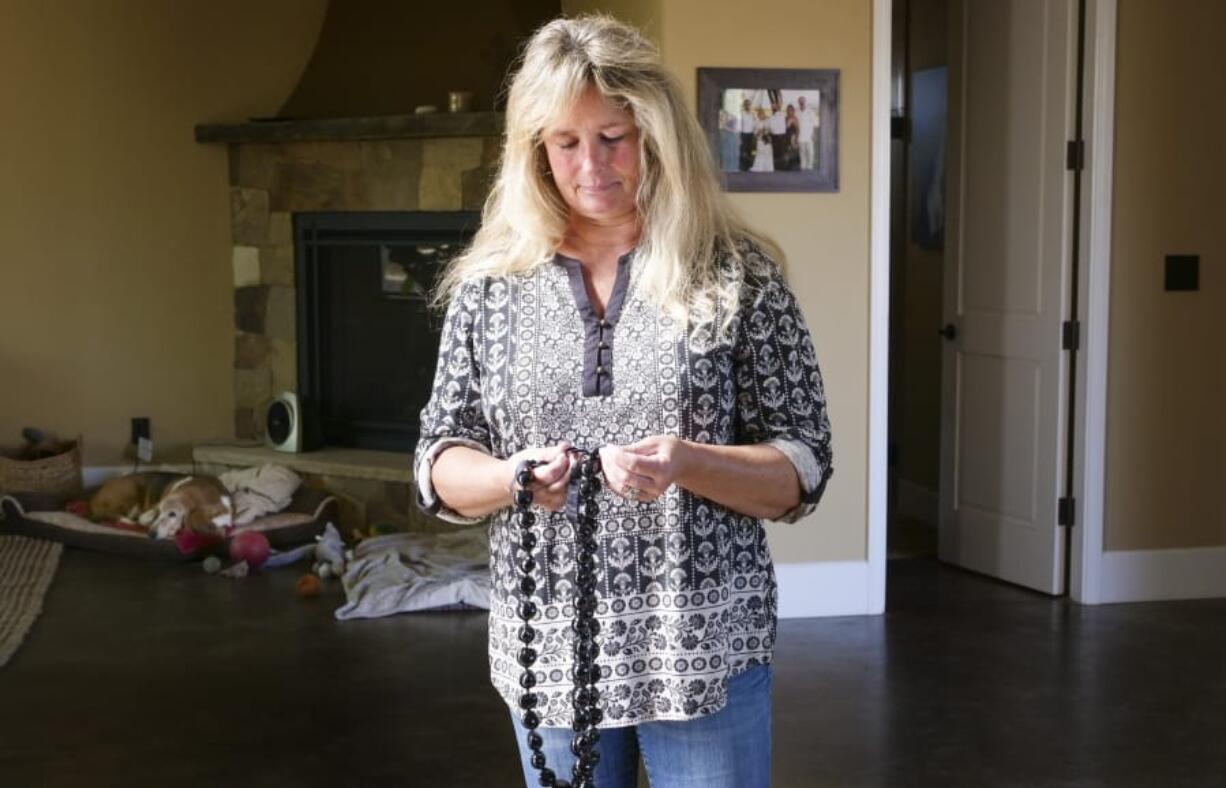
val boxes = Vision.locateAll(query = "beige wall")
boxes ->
[1105,0,1226,550]
[561,0,660,44]
[566,0,872,562]
[0,0,327,465]
[658,0,872,563]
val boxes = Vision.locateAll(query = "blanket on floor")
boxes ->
[335,527,490,620]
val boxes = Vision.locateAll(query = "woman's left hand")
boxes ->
[599,435,692,504]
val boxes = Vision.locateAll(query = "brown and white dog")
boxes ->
[140,475,233,540]
[89,472,185,523]
[88,472,233,539]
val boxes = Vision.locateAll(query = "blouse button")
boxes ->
[598,341,608,350]
[596,365,604,375]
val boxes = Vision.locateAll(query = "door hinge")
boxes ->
[1058,497,1076,527]
[1066,139,1085,171]
[1062,320,1080,351]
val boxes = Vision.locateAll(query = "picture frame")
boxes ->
[697,67,840,193]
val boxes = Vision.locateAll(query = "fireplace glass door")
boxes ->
[296,212,478,452]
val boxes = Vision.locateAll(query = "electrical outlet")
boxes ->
[131,417,150,444]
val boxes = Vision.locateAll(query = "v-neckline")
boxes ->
[553,249,635,398]
[554,249,635,326]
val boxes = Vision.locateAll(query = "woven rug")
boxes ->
[0,535,63,668]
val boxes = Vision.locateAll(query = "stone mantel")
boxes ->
[194,112,504,145]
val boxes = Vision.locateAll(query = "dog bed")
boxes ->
[0,487,337,562]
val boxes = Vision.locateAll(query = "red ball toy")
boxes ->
[229,530,271,569]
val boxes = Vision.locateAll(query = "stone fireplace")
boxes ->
[191,115,503,534]
[201,115,503,444]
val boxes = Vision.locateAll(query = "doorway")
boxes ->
[886,0,946,563]
[883,0,1105,596]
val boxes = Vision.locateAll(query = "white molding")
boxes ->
[776,561,871,618]
[866,0,891,616]
[1070,0,1117,604]
[1099,547,1226,603]
[896,479,938,527]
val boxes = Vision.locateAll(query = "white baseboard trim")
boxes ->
[1098,546,1226,603]
[82,464,195,489]
[896,479,938,527]
[775,560,874,618]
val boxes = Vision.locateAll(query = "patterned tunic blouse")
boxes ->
[413,240,833,728]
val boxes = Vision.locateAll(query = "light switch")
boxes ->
[1165,255,1199,292]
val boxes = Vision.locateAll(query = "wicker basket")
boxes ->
[0,437,83,496]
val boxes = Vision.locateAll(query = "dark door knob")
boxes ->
[938,323,958,340]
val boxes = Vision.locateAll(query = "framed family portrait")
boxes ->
[697,67,840,193]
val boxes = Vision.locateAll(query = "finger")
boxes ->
[612,450,647,475]
[627,453,666,479]
[531,442,568,466]
[624,438,658,454]
[599,448,633,492]
[615,459,657,488]
[543,466,573,495]
[629,490,660,505]
[628,476,660,494]
[533,457,561,485]
[622,475,662,501]
[604,448,641,481]
[533,452,570,486]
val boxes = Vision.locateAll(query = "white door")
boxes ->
[939,0,1078,594]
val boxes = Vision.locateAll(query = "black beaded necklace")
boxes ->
[512,448,605,788]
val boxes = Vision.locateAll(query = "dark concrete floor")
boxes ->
[887,514,938,559]
[2,551,1224,788]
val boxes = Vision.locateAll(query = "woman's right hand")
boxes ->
[504,441,575,512]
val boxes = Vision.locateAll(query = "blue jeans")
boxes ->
[510,664,773,788]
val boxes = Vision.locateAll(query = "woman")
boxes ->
[750,107,774,173]
[785,103,801,171]
[413,15,833,788]
[717,108,740,171]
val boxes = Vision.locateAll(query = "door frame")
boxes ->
[868,0,1118,608]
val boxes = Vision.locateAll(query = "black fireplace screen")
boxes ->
[295,212,478,452]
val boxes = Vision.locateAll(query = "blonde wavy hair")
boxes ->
[433,14,784,335]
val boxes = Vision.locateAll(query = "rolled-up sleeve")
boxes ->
[732,254,834,523]
[412,278,494,524]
